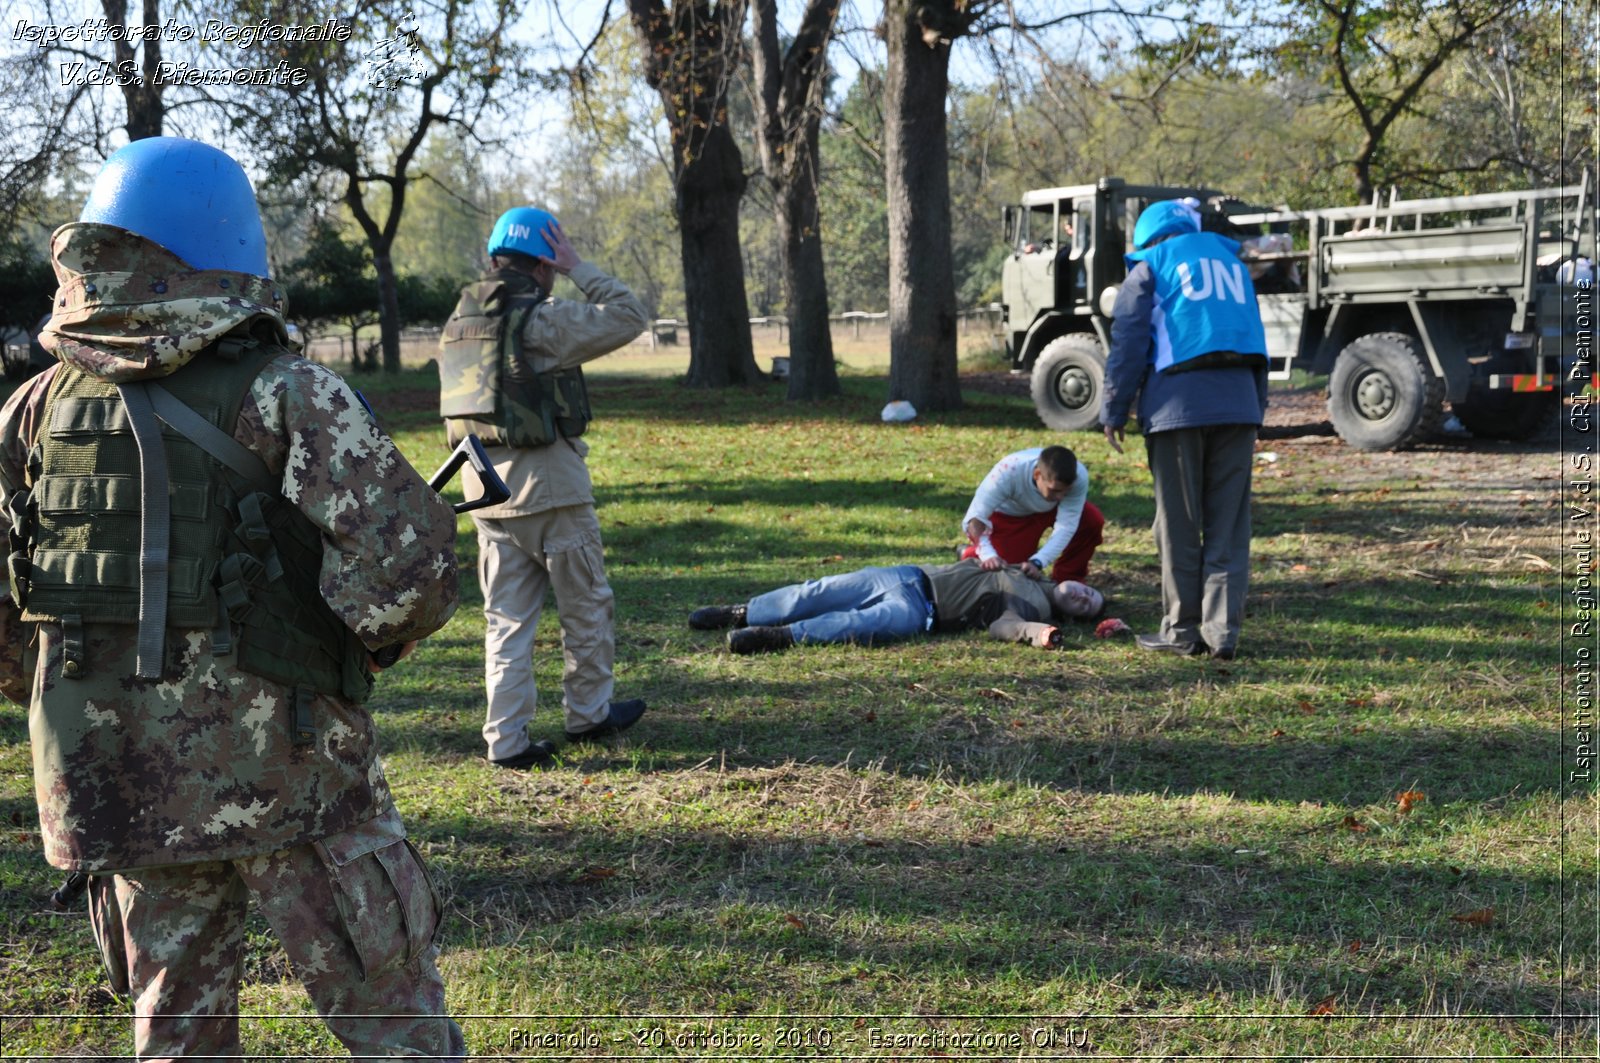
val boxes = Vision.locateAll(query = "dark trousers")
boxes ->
[1144,425,1256,651]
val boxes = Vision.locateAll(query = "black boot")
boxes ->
[689,604,748,630]
[727,625,794,655]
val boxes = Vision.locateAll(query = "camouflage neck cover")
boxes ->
[39,222,287,383]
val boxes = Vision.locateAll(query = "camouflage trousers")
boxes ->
[88,808,465,1061]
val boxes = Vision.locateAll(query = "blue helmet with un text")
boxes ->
[487,207,558,261]
[79,137,270,277]
[1132,199,1201,251]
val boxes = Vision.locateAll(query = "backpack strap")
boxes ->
[144,383,278,494]
[114,382,172,680]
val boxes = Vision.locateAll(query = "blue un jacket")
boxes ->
[1101,232,1269,435]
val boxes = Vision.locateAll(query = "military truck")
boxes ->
[1000,175,1594,449]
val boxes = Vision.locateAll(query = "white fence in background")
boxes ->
[305,305,1006,365]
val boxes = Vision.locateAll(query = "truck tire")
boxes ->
[1326,332,1445,451]
[1030,334,1106,433]
[1450,354,1558,440]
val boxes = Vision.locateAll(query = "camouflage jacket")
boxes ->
[457,262,647,519]
[0,223,460,872]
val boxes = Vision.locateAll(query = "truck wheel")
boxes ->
[1326,332,1445,451]
[1450,354,1558,440]
[1030,334,1106,433]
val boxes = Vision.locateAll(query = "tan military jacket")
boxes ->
[461,261,647,519]
[0,224,460,872]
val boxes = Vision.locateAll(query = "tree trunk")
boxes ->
[776,145,838,400]
[628,0,760,389]
[104,0,164,140]
[372,243,403,373]
[884,0,962,413]
[677,122,761,388]
[751,0,840,401]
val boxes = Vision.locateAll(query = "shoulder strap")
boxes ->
[144,382,278,495]
[114,382,172,679]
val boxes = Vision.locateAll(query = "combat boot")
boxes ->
[689,604,748,630]
[727,625,795,655]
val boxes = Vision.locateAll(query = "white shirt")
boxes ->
[961,448,1089,567]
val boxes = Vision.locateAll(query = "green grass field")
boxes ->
[0,364,1589,1059]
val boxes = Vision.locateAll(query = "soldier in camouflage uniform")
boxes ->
[0,138,465,1059]
[439,208,649,769]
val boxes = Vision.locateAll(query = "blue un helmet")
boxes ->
[79,137,270,277]
[1132,199,1201,251]
[487,207,558,261]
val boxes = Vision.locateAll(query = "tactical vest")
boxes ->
[8,340,374,704]
[1126,231,1269,374]
[439,269,592,448]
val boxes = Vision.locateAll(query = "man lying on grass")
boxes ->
[689,559,1105,654]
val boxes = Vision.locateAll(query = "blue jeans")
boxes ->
[747,565,935,646]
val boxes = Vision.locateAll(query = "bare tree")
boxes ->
[1273,0,1524,203]
[626,0,762,388]
[233,0,520,372]
[750,0,841,401]
[1,0,189,230]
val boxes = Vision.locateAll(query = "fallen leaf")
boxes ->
[1347,940,1363,954]
[1396,790,1426,814]
[1292,563,1310,573]
[1450,907,1495,927]
[784,914,808,930]
[1308,994,1338,1015]
[906,800,921,811]
[1346,698,1369,708]
[1269,728,1286,738]
[1340,815,1368,832]
[574,866,617,884]
[1298,700,1317,714]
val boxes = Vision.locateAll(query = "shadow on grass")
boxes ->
[415,821,1573,1017]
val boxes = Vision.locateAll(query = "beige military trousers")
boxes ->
[474,504,615,760]
[88,808,464,1060]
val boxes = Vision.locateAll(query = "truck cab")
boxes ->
[1000,178,1229,432]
